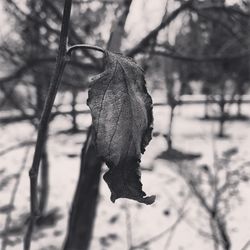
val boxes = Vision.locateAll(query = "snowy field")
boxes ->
[0,96,250,250]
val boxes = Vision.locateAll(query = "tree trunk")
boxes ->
[167,105,175,150]
[63,128,102,250]
[71,89,78,133]
[63,1,133,249]
[107,0,132,51]
[237,95,242,118]
[204,94,210,119]
[218,96,226,138]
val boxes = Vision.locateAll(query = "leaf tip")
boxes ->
[109,194,156,205]
[139,195,156,205]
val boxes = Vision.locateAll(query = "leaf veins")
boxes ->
[87,51,155,205]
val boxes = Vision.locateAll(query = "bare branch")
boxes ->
[23,0,73,249]
[43,0,101,67]
[153,48,250,62]
[241,240,250,250]
[126,0,193,57]
[1,142,32,250]
[192,7,249,49]
[131,195,190,250]
[195,5,250,18]
[0,57,96,86]
[0,140,35,157]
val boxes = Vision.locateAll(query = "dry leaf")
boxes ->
[87,51,155,205]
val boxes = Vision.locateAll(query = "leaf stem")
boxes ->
[67,44,105,56]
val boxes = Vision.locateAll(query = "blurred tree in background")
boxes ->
[157,0,250,138]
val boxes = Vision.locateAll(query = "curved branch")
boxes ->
[67,44,105,56]
[126,0,193,57]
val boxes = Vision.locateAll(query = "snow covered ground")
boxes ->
[0,97,250,250]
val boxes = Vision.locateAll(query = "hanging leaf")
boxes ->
[87,51,155,205]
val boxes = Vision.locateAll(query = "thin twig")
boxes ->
[153,49,250,62]
[23,0,73,249]
[1,144,32,250]
[163,217,181,250]
[210,218,220,250]
[164,193,191,250]
[124,202,133,250]
[0,140,35,157]
[241,240,250,250]
[132,195,190,250]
